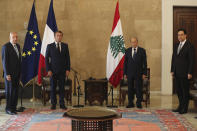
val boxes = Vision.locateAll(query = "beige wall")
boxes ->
[162,0,197,95]
[0,0,161,91]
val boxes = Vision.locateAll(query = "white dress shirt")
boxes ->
[177,39,186,54]
[11,42,19,58]
[132,46,138,57]
[55,41,61,52]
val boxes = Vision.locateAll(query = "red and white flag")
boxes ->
[106,1,125,87]
[37,0,57,84]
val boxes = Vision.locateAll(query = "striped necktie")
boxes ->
[177,43,182,55]
[13,44,19,58]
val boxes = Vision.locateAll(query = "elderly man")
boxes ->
[2,32,21,115]
[124,37,147,109]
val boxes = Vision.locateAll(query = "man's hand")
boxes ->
[171,72,174,77]
[188,74,192,79]
[6,75,11,81]
[48,71,53,77]
[66,70,70,77]
[124,75,127,80]
[142,74,146,80]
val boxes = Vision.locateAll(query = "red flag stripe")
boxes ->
[109,55,125,87]
[111,1,120,34]
[37,54,47,84]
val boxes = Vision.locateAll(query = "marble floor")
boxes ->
[0,93,197,129]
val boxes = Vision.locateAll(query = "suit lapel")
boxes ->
[131,47,140,60]
[177,41,187,55]
[9,43,19,59]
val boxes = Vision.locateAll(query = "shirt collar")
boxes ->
[132,46,138,51]
[55,41,61,45]
[180,39,186,45]
[10,42,17,47]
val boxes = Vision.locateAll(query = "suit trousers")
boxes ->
[174,76,190,112]
[128,76,143,105]
[50,73,65,105]
[4,76,19,111]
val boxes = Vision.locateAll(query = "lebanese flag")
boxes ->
[106,1,125,87]
[37,0,57,84]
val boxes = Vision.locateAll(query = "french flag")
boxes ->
[37,0,57,84]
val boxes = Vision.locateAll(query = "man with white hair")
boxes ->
[2,32,21,115]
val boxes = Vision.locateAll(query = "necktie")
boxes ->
[133,48,137,60]
[13,45,19,58]
[57,43,60,53]
[177,43,182,55]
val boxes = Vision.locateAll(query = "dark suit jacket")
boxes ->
[45,42,70,74]
[2,42,21,78]
[124,47,147,78]
[171,40,195,78]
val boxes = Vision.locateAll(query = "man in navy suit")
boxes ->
[2,32,21,115]
[45,31,70,110]
[124,37,147,108]
[171,29,195,114]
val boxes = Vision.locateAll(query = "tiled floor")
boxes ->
[0,93,197,129]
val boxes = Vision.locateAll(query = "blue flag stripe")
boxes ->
[47,0,58,32]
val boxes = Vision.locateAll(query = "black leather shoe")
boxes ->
[136,103,142,109]
[6,110,16,115]
[12,110,17,114]
[51,105,56,110]
[15,108,24,112]
[126,103,135,108]
[179,110,187,114]
[60,105,67,110]
[172,108,180,112]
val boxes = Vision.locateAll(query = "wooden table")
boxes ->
[83,80,108,106]
[63,107,121,131]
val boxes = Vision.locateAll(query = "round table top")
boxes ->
[63,107,121,121]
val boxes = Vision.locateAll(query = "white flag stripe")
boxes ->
[40,24,55,56]
[111,20,123,37]
[106,20,124,79]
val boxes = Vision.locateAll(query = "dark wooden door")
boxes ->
[173,7,197,93]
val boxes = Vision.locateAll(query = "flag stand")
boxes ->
[30,78,38,102]
[17,83,25,112]
[107,86,118,108]
[73,71,84,108]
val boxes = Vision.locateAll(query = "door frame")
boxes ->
[161,0,197,95]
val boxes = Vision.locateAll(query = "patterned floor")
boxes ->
[0,108,196,131]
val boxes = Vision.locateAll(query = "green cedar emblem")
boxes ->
[110,35,125,58]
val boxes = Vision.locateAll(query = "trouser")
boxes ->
[128,76,143,104]
[4,76,19,111]
[50,73,65,105]
[174,76,190,112]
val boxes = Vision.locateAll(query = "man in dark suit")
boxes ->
[171,29,195,114]
[124,37,147,108]
[2,32,21,115]
[45,31,70,110]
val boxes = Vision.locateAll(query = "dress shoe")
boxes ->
[60,105,67,110]
[6,110,16,115]
[126,103,135,108]
[179,110,187,114]
[12,110,18,114]
[136,103,142,109]
[172,108,180,112]
[51,105,56,110]
[15,108,24,112]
